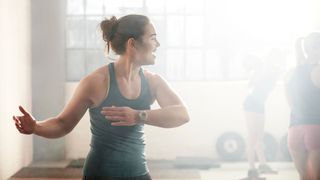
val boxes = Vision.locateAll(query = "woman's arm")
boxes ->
[13,76,95,138]
[144,74,189,128]
[100,73,190,128]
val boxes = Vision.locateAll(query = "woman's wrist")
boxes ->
[137,110,148,124]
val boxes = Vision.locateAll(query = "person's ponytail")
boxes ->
[295,37,305,65]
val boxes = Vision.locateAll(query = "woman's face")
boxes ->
[134,23,160,65]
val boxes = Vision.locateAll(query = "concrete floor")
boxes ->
[11,160,299,180]
[199,162,299,180]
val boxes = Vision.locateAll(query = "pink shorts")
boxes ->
[288,125,320,152]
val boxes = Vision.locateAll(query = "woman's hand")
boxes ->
[101,106,139,126]
[13,106,36,134]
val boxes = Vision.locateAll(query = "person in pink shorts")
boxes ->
[286,32,320,180]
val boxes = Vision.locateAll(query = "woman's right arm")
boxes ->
[13,76,95,138]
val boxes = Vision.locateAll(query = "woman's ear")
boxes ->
[127,37,135,49]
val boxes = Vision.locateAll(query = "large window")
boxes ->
[66,0,313,81]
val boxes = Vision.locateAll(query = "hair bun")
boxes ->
[100,16,118,42]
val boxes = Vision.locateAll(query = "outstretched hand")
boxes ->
[13,106,36,134]
[101,106,139,126]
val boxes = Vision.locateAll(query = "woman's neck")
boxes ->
[114,56,140,81]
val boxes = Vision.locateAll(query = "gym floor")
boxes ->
[10,160,299,180]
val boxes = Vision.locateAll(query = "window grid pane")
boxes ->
[185,16,203,47]
[86,16,104,49]
[166,49,185,80]
[166,16,184,47]
[66,0,251,81]
[66,17,86,48]
[66,50,86,81]
[85,50,108,75]
[67,0,84,15]
[86,0,104,15]
[103,0,124,14]
[185,49,204,80]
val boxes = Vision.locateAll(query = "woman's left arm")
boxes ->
[144,74,190,128]
[100,73,190,128]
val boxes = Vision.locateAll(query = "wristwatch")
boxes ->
[138,110,148,122]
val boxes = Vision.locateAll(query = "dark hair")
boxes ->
[295,37,305,64]
[304,32,320,56]
[100,14,150,55]
[295,32,320,64]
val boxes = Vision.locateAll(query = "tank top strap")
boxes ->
[139,68,152,96]
[108,62,117,86]
[139,68,146,84]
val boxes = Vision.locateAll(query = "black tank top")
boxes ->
[287,64,320,127]
[84,62,152,177]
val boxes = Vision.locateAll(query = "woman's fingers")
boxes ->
[19,106,30,116]
[105,115,125,121]
[101,107,133,118]
[15,122,21,128]
[102,106,125,111]
[101,106,127,114]
[101,106,136,126]
[111,121,130,126]
[14,116,27,127]
[101,107,126,121]
[15,123,27,134]
[12,116,20,124]
[101,108,125,116]
[13,106,35,134]
[15,123,23,130]
[13,116,26,131]
[13,114,35,134]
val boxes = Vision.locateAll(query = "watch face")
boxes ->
[139,111,147,121]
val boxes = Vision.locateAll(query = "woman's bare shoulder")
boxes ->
[142,69,164,85]
[85,65,109,83]
[142,69,170,93]
[77,65,108,93]
[76,65,109,107]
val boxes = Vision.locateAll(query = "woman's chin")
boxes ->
[148,56,156,64]
[146,60,155,65]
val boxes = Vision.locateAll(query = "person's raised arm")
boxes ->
[13,76,95,138]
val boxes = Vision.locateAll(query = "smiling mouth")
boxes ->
[152,50,157,57]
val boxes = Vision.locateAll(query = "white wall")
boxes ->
[65,81,290,160]
[0,0,33,179]
[31,0,66,161]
